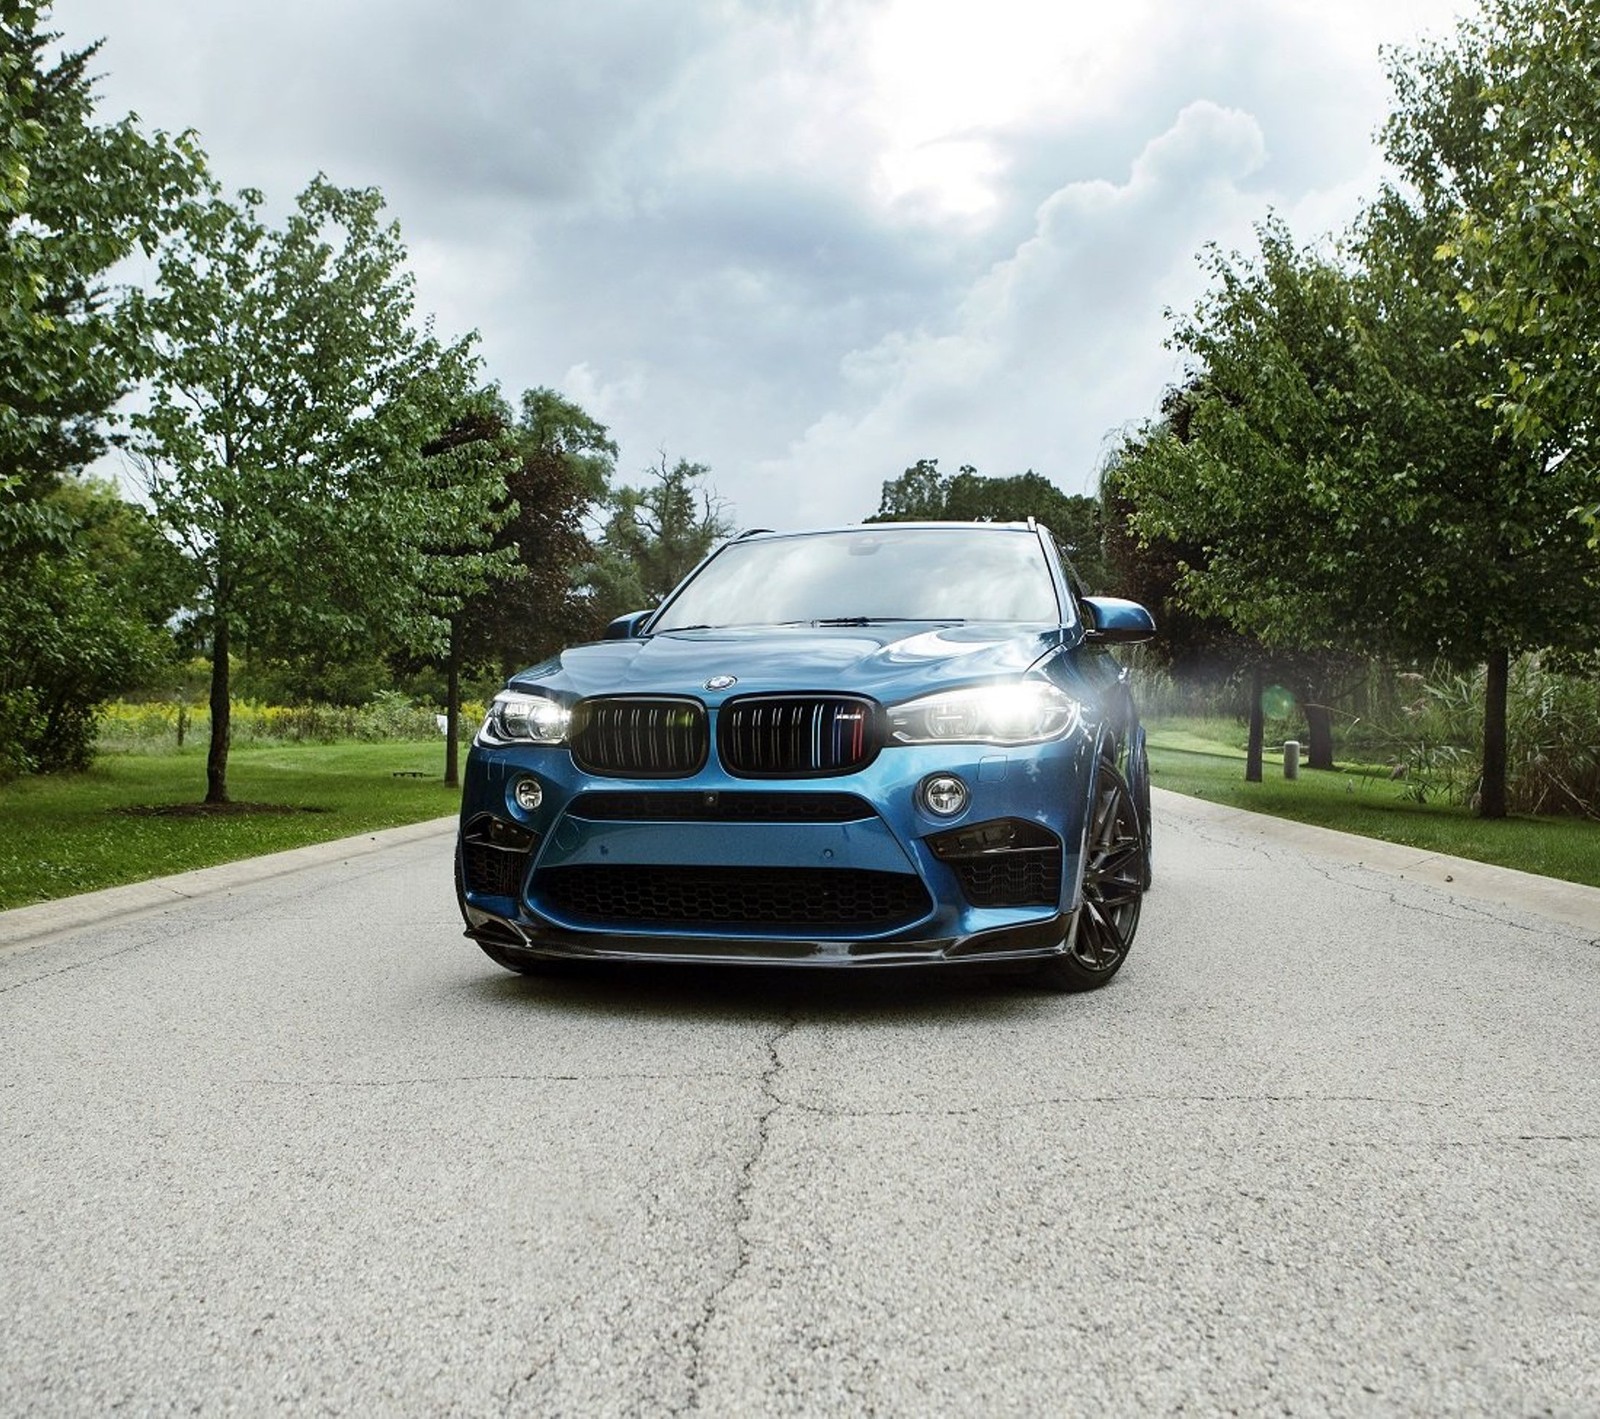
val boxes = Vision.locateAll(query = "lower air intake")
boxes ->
[534,866,929,932]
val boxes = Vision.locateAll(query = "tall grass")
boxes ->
[1134,654,1600,818]
[97,690,487,752]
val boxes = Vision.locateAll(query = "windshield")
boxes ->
[652,526,1062,630]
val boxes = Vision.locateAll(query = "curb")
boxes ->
[0,816,459,955]
[1153,787,1600,935]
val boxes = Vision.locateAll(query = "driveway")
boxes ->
[2,792,1596,1414]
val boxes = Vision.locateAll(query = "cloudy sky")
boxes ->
[64,0,1473,529]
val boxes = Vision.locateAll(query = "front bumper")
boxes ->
[456,733,1098,969]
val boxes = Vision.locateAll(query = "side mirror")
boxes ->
[603,609,654,640]
[1081,596,1156,645]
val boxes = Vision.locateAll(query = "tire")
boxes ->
[476,939,573,977]
[1130,729,1154,890]
[1034,759,1146,992]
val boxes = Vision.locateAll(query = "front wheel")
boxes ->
[1034,760,1146,992]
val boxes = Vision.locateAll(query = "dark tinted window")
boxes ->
[653,527,1061,629]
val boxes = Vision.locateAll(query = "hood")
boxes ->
[509,623,1074,704]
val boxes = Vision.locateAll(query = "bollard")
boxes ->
[1283,740,1300,780]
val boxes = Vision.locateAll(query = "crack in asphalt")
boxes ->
[1174,819,1595,943]
[674,1010,799,1415]
[498,1336,561,1417]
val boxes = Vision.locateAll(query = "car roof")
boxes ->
[730,521,1042,542]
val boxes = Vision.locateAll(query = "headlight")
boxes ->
[478,691,571,746]
[888,681,1083,747]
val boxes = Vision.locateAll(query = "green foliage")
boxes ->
[585,454,733,624]
[131,177,507,801]
[0,1,206,492]
[0,478,187,777]
[97,693,457,750]
[1112,206,1600,813]
[452,387,612,673]
[868,459,1108,588]
[0,741,459,908]
[0,2,206,780]
[1387,0,1600,463]
[1341,658,1600,817]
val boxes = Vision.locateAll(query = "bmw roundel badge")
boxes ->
[704,674,737,691]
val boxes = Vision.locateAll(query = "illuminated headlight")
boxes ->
[888,681,1084,747]
[478,691,571,746]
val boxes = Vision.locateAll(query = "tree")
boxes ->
[0,477,186,776]
[1386,0,1600,479]
[1,1,205,775]
[586,455,733,624]
[132,178,507,804]
[868,460,1108,588]
[1,1,205,491]
[431,387,610,785]
[462,388,612,667]
[1115,210,1600,811]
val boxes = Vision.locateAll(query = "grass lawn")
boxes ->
[0,741,461,909]
[1147,720,1600,890]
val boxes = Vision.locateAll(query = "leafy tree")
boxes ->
[1115,212,1600,811]
[131,179,507,804]
[1,1,205,491]
[868,460,1108,588]
[0,1,205,775]
[1386,0,1600,484]
[0,478,187,776]
[430,387,609,784]
[586,455,732,623]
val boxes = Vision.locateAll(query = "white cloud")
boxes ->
[751,101,1275,525]
[62,0,1477,529]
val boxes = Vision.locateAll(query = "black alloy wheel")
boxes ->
[1035,759,1146,992]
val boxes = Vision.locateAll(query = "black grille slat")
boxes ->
[570,697,708,778]
[719,695,878,778]
[566,791,875,823]
[534,866,929,931]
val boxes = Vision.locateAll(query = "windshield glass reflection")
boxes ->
[653,527,1062,630]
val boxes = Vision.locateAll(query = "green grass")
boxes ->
[0,741,461,909]
[1147,720,1600,890]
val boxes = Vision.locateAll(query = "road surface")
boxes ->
[2,793,1597,1414]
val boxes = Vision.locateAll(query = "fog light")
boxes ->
[919,774,969,817]
[512,776,543,812]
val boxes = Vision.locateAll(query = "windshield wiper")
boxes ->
[797,616,965,627]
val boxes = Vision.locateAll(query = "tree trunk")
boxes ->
[1305,702,1334,770]
[1479,646,1509,819]
[206,615,231,805]
[1245,662,1264,783]
[444,616,462,789]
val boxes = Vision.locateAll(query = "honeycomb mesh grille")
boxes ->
[534,866,929,931]
[951,851,1061,908]
[565,791,874,823]
[463,841,529,898]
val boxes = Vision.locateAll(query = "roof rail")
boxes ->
[735,527,774,539]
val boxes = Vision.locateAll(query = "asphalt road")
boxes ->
[2,795,1597,1415]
